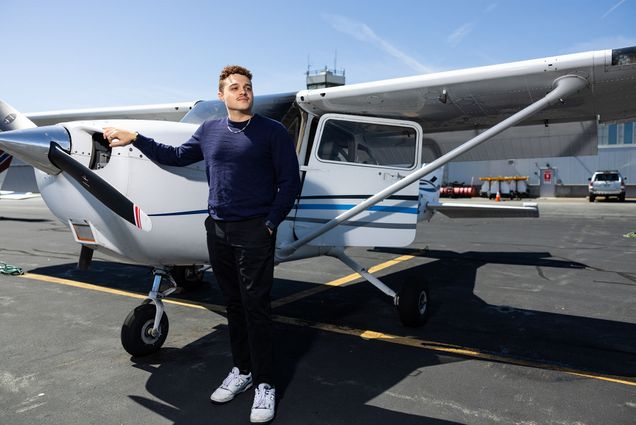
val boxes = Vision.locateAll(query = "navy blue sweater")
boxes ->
[133,114,300,228]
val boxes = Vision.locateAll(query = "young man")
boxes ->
[104,65,300,423]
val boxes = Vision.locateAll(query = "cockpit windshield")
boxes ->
[180,93,297,126]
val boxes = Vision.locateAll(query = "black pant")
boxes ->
[205,215,276,386]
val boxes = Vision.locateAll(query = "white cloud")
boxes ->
[446,4,496,48]
[447,23,475,47]
[601,0,626,19]
[485,3,498,13]
[323,14,435,74]
[561,36,636,54]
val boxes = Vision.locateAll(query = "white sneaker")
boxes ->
[250,383,275,423]
[210,367,253,404]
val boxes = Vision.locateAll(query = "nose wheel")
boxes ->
[120,269,176,356]
[121,301,169,356]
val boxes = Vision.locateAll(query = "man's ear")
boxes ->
[217,90,224,101]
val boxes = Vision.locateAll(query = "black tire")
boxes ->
[121,303,169,356]
[619,193,626,202]
[589,195,595,202]
[397,281,429,327]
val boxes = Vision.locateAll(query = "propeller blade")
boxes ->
[48,143,152,232]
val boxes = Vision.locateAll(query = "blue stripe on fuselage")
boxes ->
[148,209,208,217]
[295,204,418,214]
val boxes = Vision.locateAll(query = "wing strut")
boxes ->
[279,75,587,257]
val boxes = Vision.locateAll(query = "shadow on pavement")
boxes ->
[27,247,636,424]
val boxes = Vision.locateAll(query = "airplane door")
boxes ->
[293,114,422,247]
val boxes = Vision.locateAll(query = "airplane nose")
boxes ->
[0,125,70,174]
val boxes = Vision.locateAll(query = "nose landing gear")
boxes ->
[121,269,176,356]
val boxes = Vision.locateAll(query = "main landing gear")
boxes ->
[330,249,429,327]
[396,280,429,326]
[121,269,176,356]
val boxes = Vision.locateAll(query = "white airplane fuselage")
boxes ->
[37,117,440,267]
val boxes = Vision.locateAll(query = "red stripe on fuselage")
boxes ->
[134,205,141,229]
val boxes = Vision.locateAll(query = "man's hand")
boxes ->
[103,127,138,147]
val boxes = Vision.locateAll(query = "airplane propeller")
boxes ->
[0,124,152,232]
[48,142,152,231]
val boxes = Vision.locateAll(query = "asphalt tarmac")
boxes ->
[1,196,635,425]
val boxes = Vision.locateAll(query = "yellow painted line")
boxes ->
[20,272,222,312]
[18,271,636,388]
[271,255,415,308]
[22,273,149,299]
[272,315,636,388]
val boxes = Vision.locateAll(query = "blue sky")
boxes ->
[2,0,634,112]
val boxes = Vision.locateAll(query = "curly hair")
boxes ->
[218,65,252,91]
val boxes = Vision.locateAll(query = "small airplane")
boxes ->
[1,45,635,356]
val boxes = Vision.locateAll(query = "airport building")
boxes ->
[444,121,636,197]
[305,67,346,90]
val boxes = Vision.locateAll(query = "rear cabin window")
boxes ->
[317,119,417,168]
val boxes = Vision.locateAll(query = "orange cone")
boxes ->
[495,191,501,202]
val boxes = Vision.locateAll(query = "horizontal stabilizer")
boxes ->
[428,201,539,218]
[0,191,41,200]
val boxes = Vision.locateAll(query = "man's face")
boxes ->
[218,74,253,114]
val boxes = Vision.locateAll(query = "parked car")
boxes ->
[588,170,626,202]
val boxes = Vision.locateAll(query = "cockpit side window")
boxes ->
[316,119,416,168]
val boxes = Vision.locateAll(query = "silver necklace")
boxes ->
[226,117,252,134]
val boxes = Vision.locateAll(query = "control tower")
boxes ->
[306,66,345,90]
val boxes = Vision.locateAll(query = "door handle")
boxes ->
[382,172,406,180]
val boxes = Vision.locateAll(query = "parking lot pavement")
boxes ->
[1,197,635,424]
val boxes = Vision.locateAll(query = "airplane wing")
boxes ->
[296,46,636,128]
[25,101,198,126]
[280,46,636,255]
[427,201,539,219]
[296,46,636,160]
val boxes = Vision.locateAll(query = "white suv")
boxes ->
[588,170,626,202]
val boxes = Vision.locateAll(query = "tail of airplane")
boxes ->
[0,149,12,171]
[417,167,444,222]
[0,149,12,189]
[1,99,37,192]
[1,100,37,132]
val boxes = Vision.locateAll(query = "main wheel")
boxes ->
[396,281,429,327]
[171,265,206,290]
[589,195,595,202]
[121,303,169,356]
